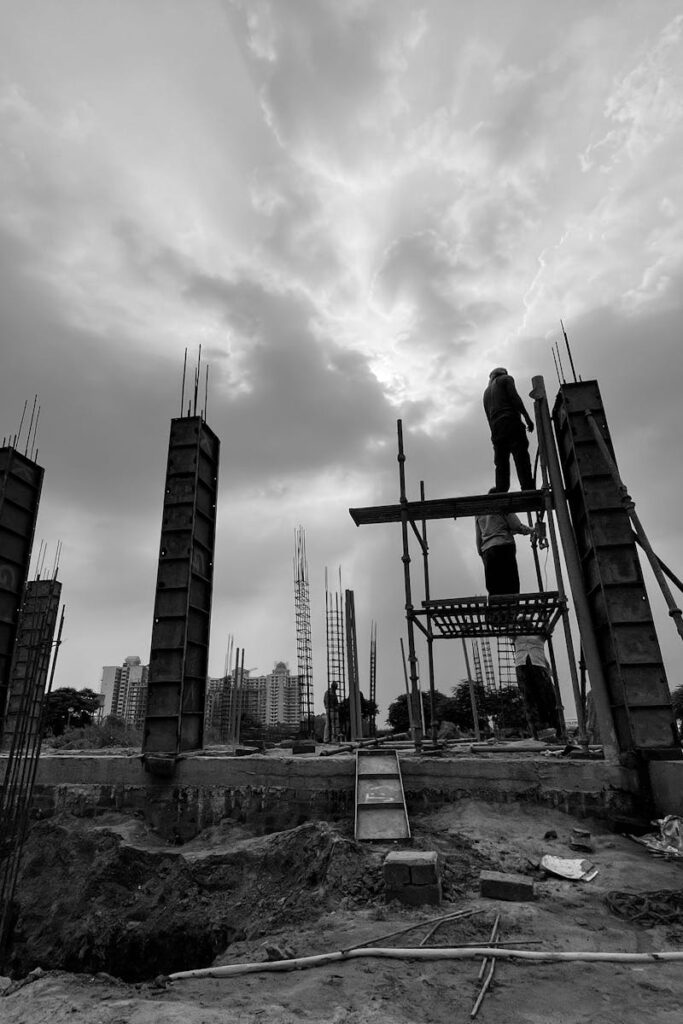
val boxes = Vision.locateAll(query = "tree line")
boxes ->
[35,682,683,740]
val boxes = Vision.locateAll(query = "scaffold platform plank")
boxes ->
[349,490,545,526]
[418,592,563,639]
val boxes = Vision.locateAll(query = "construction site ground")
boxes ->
[2,791,683,1023]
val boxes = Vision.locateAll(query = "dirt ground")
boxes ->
[3,797,683,1023]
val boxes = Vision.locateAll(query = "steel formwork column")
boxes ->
[552,380,679,760]
[0,448,43,730]
[531,377,596,753]
[1,578,61,750]
[143,416,219,758]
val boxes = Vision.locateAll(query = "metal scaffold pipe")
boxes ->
[397,420,423,749]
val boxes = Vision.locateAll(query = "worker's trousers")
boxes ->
[491,417,534,491]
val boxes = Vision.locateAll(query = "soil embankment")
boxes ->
[3,799,683,1023]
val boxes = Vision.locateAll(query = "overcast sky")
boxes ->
[1,1,682,721]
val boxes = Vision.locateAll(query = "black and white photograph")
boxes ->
[1,2,683,1021]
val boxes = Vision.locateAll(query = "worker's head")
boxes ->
[489,367,507,379]
[331,682,338,691]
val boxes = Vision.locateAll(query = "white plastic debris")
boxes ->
[540,855,598,882]
[630,815,683,860]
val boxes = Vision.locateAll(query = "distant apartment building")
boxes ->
[264,661,300,727]
[204,675,225,730]
[99,656,149,728]
[206,661,301,734]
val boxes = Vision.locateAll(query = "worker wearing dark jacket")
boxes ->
[483,367,535,491]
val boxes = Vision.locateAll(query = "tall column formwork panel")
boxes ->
[552,381,678,759]
[143,416,219,756]
[1,577,61,750]
[0,448,43,728]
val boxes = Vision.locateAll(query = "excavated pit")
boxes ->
[1,748,654,983]
[5,810,494,982]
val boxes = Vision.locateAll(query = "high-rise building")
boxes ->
[204,675,226,730]
[206,662,301,732]
[264,661,300,727]
[99,656,149,728]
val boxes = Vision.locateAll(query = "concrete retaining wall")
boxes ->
[3,751,643,842]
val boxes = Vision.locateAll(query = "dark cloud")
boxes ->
[1,0,681,717]
[181,270,402,481]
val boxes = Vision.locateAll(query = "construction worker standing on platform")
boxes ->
[476,495,536,596]
[483,367,535,491]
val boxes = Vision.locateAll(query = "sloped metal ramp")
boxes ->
[354,748,410,841]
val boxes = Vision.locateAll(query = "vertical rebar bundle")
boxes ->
[368,620,377,737]
[325,566,347,713]
[0,578,64,957]
[293,526,314,738]
[218,635,234,743]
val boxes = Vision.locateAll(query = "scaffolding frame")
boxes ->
[350,403,581,750]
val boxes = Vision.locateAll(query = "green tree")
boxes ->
[338,691,379,736]
[386,689,453,733]
[489,686,528,733]
[44,687,102,736]
[449,680,490,733]
[449,679,531,735]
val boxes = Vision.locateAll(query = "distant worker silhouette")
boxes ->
[483,367,535,491]
[323,681,340,743]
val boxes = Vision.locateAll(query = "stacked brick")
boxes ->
[383,850,442,906]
